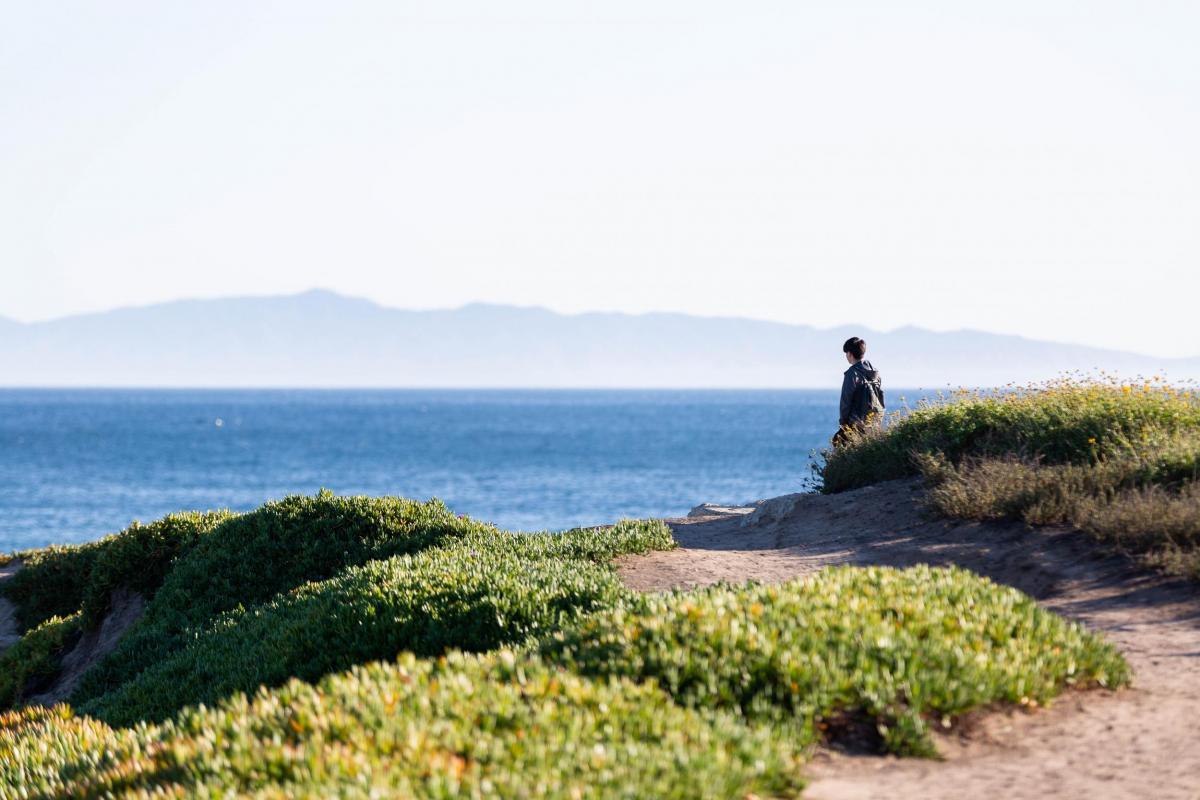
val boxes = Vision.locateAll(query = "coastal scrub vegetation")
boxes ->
[76,528,666,725]
[820,376,1200,578]
[1,511,234,632]
[0,490,1128,797]
[70,493,500,708]
[2,654,806,799]
[541,565,1126,756]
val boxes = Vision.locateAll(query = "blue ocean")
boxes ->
[0,389,842,552]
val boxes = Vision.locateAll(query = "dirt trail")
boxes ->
[618,479,1200,800]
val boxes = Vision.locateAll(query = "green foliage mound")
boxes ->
[135,492,488,634]
[461,519,677,563]
[822,379,1200,494]
[1,544,102,634]
[541,565,1129,755]
[67,493,495,708]
[1,511,234,633]
[1,652,804,800]
[80,521,672,726]
[820,379,1200,578]
[77,511,238,628]
[0,488,1132,796]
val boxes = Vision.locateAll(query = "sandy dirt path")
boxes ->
[618,479,1200,800]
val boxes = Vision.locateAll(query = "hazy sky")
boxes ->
[3,1,1198,356]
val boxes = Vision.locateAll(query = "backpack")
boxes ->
[851,372,885,423]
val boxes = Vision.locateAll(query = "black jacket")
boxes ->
[839,360,884,427]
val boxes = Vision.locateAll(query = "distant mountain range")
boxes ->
[0,290,1194,388]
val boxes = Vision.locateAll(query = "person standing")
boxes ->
[834,337,885,447]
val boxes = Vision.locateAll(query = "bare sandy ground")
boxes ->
[618,479,1200,800]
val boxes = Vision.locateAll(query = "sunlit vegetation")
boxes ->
[2,654,805,799]
[0,480,1129,796]
[541,565,1126,756]
[821,376,1200,578]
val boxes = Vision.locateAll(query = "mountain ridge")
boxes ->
[0,290,1194,387]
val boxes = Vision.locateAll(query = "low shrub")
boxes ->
[77,511,235,627]
[0,653,804,799]
[0,487,1135,795]
[816,424,911,493]
[916,453,1132,522]
[81,522,670,725]
[820,379,1200,580]
[71,492,492,708]
[140,492,488,634]
[541,565,1129,755]
[1,543,103,633]
[922,453,1200,579]
[821,379,1200,493]
[1,511,234,633]
[463,518,677,563]
[1087,484,1200,579]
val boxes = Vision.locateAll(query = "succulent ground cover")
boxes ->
[1,654,805,800]
[542,565,1127,756]
[68,493,506,709]
[77,526,668,725]
[1,511,234,633]
[821,377,1200,578]
[0,486,1129,798]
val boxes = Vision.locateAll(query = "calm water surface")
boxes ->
[0,389,842,551]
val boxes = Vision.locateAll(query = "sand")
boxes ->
[618,479,1200,800]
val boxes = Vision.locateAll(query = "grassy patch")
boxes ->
[821,379,1200,579]
[821,379,1200,493]
[541,565,1128,756]
[920,452,1200,579]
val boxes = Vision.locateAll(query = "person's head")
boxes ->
[843,337,866,364]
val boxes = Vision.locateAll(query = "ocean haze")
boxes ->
[0,290,1194,388]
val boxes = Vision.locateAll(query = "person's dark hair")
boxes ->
[842,337,867,360]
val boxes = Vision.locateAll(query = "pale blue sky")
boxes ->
[3,1,1198,356]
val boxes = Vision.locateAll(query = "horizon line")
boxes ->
[0,384,944,392]
[2,287,1191,362]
